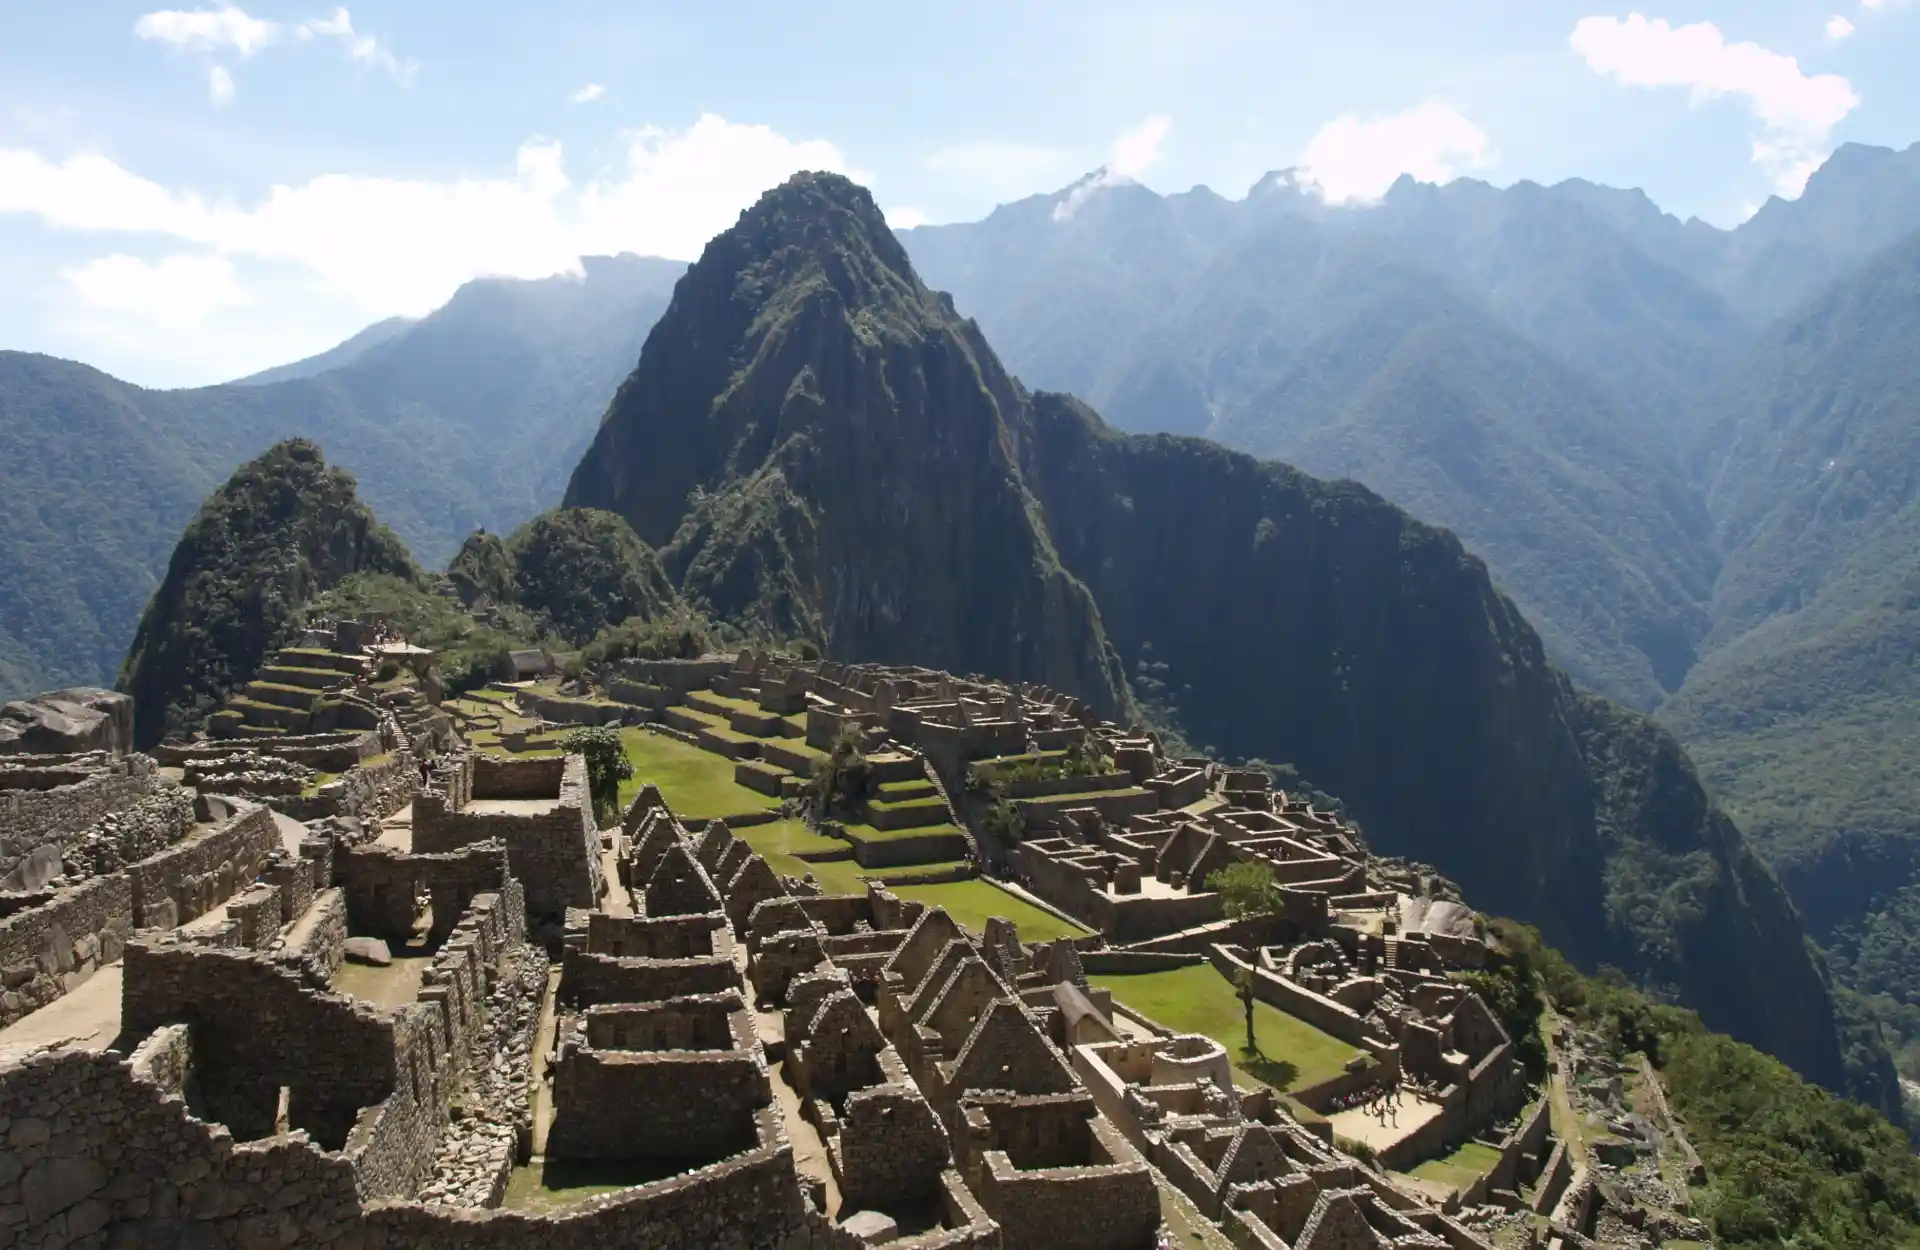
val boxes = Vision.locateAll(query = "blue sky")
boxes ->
[0,0,1913,386]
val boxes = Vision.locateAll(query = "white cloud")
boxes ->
[1053,115,1172,220]
[61,253,251,330]
[1570,14,1861,196]
[133,5,277,56]
[0,115,853,322]
[1826,14,1856,38]
[1109,115,1172,180]
[886,206,929,230]
[572,82,606,104]
[1297,100,1493,204]
[208,65,236,106]
[297,7,417,83]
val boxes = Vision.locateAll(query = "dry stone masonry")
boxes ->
[0,653,1606,1249]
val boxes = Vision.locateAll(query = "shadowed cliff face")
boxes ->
[562,171,1847,1092]
[564,173,1130,714]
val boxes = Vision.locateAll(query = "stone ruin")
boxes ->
[0,669,1554,1249]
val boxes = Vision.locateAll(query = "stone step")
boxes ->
[245,681,321,711]
[865,795,952,831]
[259,664,347,691]
[866,752,924,784]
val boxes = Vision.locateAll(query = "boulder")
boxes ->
[0,689,132,756]
[840,1211,899,1245]
[344,937,393,966]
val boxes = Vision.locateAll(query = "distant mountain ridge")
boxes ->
[0,252,685,704]
[230,316,417,386]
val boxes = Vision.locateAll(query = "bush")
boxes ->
[559,725,633,822]
[809,725,872,816]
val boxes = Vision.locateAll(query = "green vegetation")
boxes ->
[1,256,687,704]
[1499,919,1920,1250]
[891,880,1088,943]
[1208,861,1281,920]
[501,508,678,644]
[1088,964,1364,1092]
[117,439,418,747]
[614,728,778,820]
[809,725,873,816]
[582,606,715,665]
[1408,1140,1503,1191]
[560,724,632,821]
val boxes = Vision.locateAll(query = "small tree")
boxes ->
[1234,965,1257,1051]
[1209,860,1281,920]
[809,724,872,817]
[560,725,632,822]
[979,797,1025,848]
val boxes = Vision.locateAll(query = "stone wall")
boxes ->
[0,873,132,1027]
[125,803,280,930]
[341,842,511,944]
[0,757,155,878]
[56,786,198,881]
[122,942,398,1149]
[559,950,738,1006]
[969,1116,1159,1250]
[274,887,348,985]
[0,1043,366,1249]
[585,912,724,959]
[413,756,599,917]
[833,1082,954,1211]
[547,1047,770,1161]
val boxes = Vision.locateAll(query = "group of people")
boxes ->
[1332,1078,1405,1127]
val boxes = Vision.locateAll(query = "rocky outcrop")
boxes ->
[0,689,132,756]
[564,172,1132,716]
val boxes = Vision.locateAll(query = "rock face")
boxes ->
[0,688,132,755]
[564,173,1131,715]
[564,172,1848,1092]
[118,439,418,749]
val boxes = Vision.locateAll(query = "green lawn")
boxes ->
[893,880,1088,943]
[743,817,847,856]
[1089,965,1365,1093]
[843,820,965,843]
[616,728,779,820]
[1408,1140,1503,1191]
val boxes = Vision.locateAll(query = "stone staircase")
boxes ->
[209,646,372,739]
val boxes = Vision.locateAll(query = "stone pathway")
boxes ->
[768,1054,840,1218]
[529,966,562,1155]
[0,964,122,1056]
[271,811,307,856]
[376,801,414,851]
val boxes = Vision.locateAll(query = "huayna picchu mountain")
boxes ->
[566,171,1863,1100]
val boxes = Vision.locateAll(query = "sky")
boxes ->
[0,0,1913,387]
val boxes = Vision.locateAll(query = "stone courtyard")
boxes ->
[0,640,1622,1249]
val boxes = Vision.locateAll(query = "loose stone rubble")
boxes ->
[0,642,1702,1248]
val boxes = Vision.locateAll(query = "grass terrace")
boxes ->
[616,728,780,820]
[1406,1140,1503,1192]
[892,880,1089,943]
[1088,965,1364,1093]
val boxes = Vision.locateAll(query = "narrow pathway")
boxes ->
[768,1054,840,1218]
[529,965,562,1155]
[0,965,123,1055]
